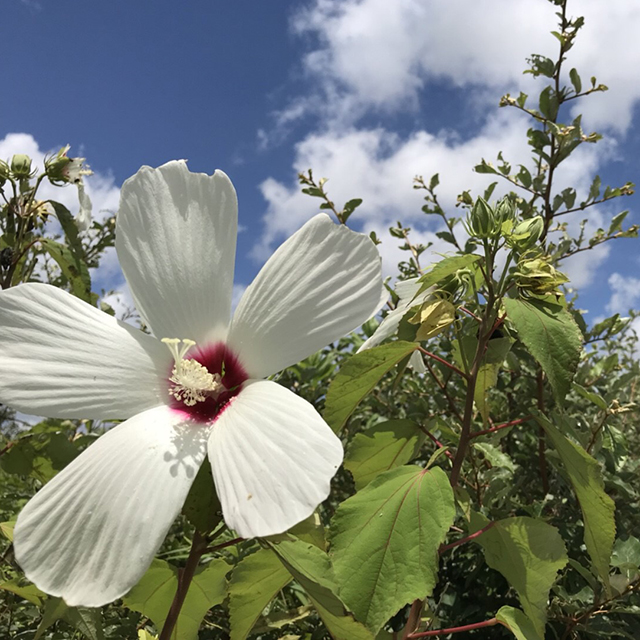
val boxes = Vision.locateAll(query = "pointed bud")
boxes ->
[495,197,516,224]
[467,197,497,239]
[507,216,544,252]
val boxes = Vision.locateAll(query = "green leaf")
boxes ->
[611,536,640,574]
[228,548,292,640]
[536,414,616,594]
[473,442,516,473]
[289,513,326,549]
[474,337,513,422]
[330,465,455,633]
[416,254,482,296]
[573,383,607,411]
[0,519,15,542]
[270,538,374,640]
[324,342,417,432]
[344,419,426,489]
[182,461,222,534]
[123,558,229,640]
[496,606,542,640]
[569,68,582,94]
[40,238,92,303]
[49,201,84,257]
[63,607,105,640]
[503,298,582,404]
[470,514,567,636]
[34,597,69,640]
[0,579,46,606]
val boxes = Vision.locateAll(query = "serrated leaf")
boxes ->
[345,420,426,489]
[470,514,567,635]
[182,461,222,534]
[536,414,615,595]
[40,238,92,303]
[270,538,373,640]
[416,254,482,296]
[324,342,417,432]
[63,607,105,640]
[123,558,228,640]
[504,298,582,404]
[473,443,516,473]
[611,536,640,574]
[330,465,455,633]
[228,548,292,640]
[496,606,542,640]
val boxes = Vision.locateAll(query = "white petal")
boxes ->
[409,350,427,373]
[116,160,237,344]
[13,406,207,607]
[227,214,383,378]
[0,283,168,419]
[75,182,92,231]
[208,380,343,538]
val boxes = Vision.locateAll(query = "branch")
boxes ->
[417,347,469,380]
[407,617,498,638]
[469,415,533,439]
[439,521,496,553]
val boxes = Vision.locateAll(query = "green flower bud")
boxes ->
[495,197,516,224]
[0,159,10,186]
[507,216,544,252]
[408,298,456,341]
[45,146,73,184]
[513,256,569,296]
[10,154,33,179]
[467,197,496,239]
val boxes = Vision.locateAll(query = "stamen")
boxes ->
[162,338,225,407]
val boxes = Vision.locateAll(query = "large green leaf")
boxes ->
[270,538,374,640]
[344,419,426,489]
[496,606,541,640]
[470,514,567,636]
[40,237,92,303]
[330,465,455,633]
[416,254,482,296]
[324,341,417,432]
[123,558,228,640]
[537,414,616,594]
[228,548,292,640]
[503,297,582,404]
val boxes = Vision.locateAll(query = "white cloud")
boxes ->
[605,272,640,315]
[290,0,640,133]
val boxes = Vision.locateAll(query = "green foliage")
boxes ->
[330,465,455,633]
[324,341,417,431]
[537,414,616,594]
[504,297,582,404]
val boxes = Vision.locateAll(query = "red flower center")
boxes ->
[167,342,248,423]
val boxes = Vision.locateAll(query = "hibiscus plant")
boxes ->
[0,0,639,639]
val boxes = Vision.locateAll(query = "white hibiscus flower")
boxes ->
[0,160,383,607]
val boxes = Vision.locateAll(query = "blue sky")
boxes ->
[2,0,640,325]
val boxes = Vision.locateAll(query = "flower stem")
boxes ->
[158,531,208,640]
[407,617,498,637]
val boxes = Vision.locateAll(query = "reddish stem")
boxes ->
[418,347,469,380]
[419,426,454,460]
[439,521,495,553]
[408,617,498,637]
[469,416,533,439]
[207,537,243,553]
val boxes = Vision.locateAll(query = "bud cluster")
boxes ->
[464,196,516,240]
[513,254,569,297]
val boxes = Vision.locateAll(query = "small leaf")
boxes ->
[345,420,426,489]
[572,383,607,411]
[0,519,15,542]
[496,606,542,640]
[569,68,582,94]
[324,342,417,432]
[611,536,640,573]
[49,201,84,257]
[34,597,69,640]
[330,465,455,633]
[536,414,616,594]
[504,298,582,404]
[228,548,292,640]
[63,607,105,640]
[470,514,567,635]
[473,442,516,473]
[123,558,229,640]
[0,579,46,606]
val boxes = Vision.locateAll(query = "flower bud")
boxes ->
[408,298,456,341]
[467,197,496,239]
[11,154,33,180]
[495,197,516,224]
[507,216,544,252]
[0,159,10,186]
[513,256,569,296]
